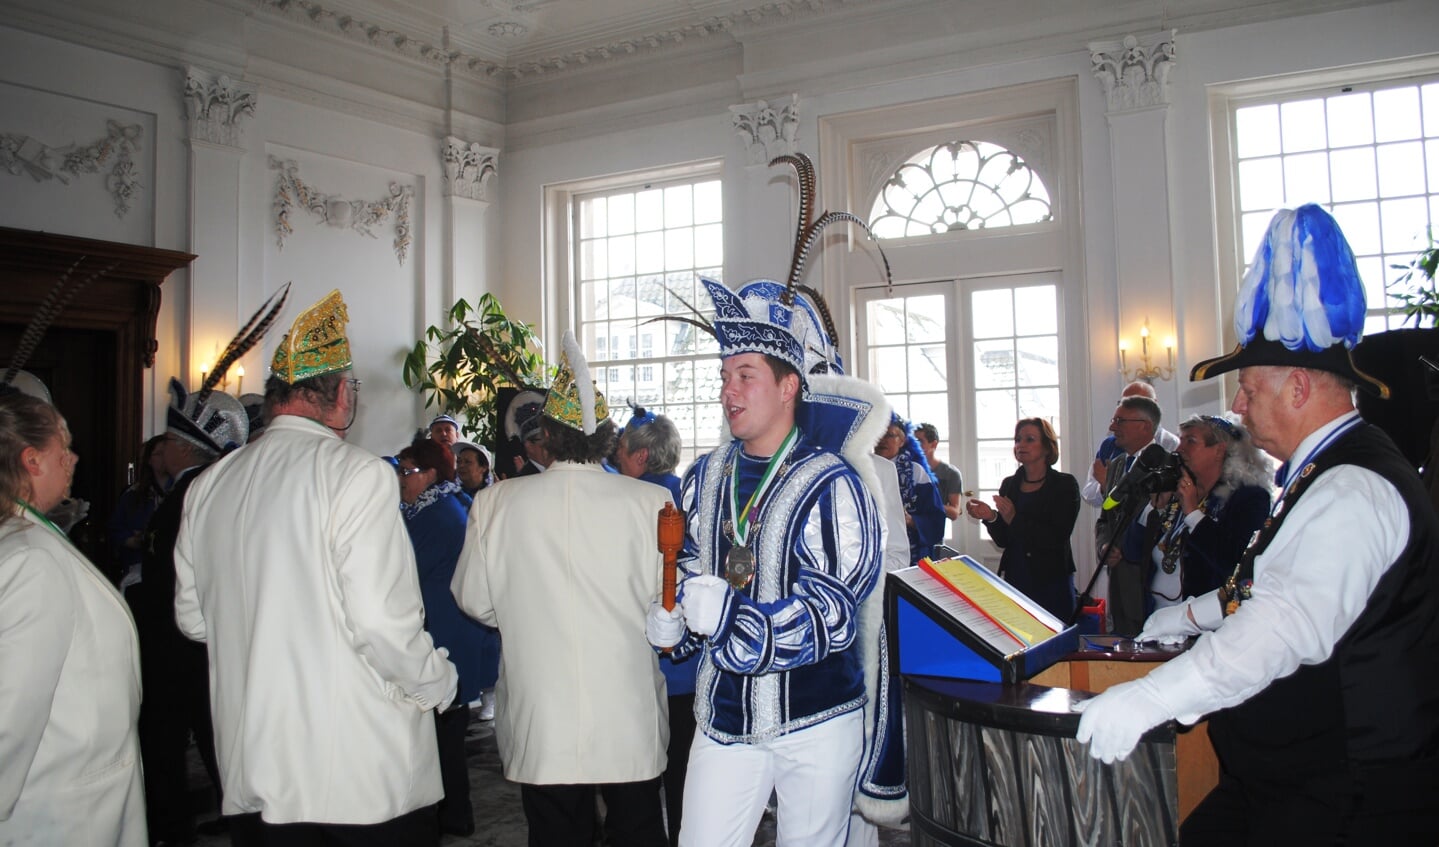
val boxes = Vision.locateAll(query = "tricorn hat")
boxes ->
[1190,204,1390,398]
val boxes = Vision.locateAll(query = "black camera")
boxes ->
[1142,451,1186,495]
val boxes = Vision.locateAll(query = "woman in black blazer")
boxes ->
[966,417,1081,620]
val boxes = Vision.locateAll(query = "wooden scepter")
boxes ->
[657,501,685,652]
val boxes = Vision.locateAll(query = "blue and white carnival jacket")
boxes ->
[673,430,884,744]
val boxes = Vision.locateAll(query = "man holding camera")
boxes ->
[1096,394,1165,637]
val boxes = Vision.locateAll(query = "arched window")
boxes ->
[868,140,1052,238]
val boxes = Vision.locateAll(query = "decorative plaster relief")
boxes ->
[730,95,799,165]
[184,66,258,147]
[0,119,143,218]
[1090,31,1177,113]
[443,137,498,201]
[269,156,415,265]
[250,0,838,81]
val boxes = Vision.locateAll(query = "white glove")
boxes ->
[646,600,687,648]
[679,575,731,637]
[1074,676,1173,764]
[1137,602,1202,644]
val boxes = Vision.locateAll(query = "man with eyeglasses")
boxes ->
[1095,394,1167,636]
[175,290,458,845]
[1081,380,1179,510]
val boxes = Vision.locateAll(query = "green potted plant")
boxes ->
[401,293,547,447]
[1388,228,1439,327]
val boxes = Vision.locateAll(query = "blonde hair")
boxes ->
[0,393,66,522]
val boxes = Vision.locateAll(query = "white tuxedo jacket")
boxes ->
[452,461,670,785]
[0,509,145,846]
[175,415,457,825]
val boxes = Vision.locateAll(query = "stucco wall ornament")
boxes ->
[443,137,498,201]
[1089,30,1177,113]
[730,95,799,165]
[269,156,415,265]
[0,119,143,218]
[184,67,258,147]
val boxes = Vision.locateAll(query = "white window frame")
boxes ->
[544,158,726,471]
[1210,55,1439,363]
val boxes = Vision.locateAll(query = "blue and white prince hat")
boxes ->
[700,153,887,383]
[1190,204,1390,398]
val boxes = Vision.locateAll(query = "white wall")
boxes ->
[3,0,1436,468]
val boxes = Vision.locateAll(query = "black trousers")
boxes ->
[228,804,438,847]
[435,705,474,835]
[1182,761,1439,847]
[663,694,697,847]
[521,778,666,847]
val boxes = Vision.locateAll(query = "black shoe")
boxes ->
[196,817,230,836]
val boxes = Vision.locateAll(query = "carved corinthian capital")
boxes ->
[443,137,499,201]
[729,94,799,165]
[1089,31,1177,113]
[184,66,257,147]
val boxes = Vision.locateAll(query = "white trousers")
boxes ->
[678,709,864,847]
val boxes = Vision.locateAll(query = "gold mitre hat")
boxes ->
[270,289,353,383]
[543,329,608,433]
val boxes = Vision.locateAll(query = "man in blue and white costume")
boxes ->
[1076,205,1439,845]
[646,272,888,847]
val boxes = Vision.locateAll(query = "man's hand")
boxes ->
[646,600,687,648]
[1137,602,1202,644]
[679,575,730,637]
[1091,458,1108,487]
[1074,676,1172,763]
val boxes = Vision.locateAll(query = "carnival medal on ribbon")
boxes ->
[725,427,799,589]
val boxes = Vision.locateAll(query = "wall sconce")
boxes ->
[1119,323,1175,382]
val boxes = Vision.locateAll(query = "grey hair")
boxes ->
[622,413,682,475]
[1179,413,1274,500]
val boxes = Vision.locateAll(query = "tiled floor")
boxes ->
[186,710,907,846]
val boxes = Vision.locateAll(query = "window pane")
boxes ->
[1330,147,1377,202]
[907,295,946,342]
[1017,388,1061,427]
[868,299,907,345]
[1241,210,1276,262]
[908,344,947,391]
[694,223,723,267]
[694,181,722,224]
[628,189,658,233]
[973,339,1014,389]
[1330,202,1381,255]
[971,289,1013,338]
[975,389,1018,439]
[636,231,664,274]
[1014,285,1057,335]
[870,346,907,392]
[580,197,606,238]
[1239,157,1284,211]
[1236,104,1281,158]
[664,184,693,228]
[581,239,606,282]
[1280,99,1327,153]
[1015,336,1059,387]
[1377,141,1426,198]
[867,139,1052,237]
[1326,91,1374,148]
[609,194,635,235]
[1380,196,1429,254]
[664,229,693,271]
[1425,83,1439,138]
[1374,86,1422,142]
[975,439,1015,495]
[1284,151,1332,205]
